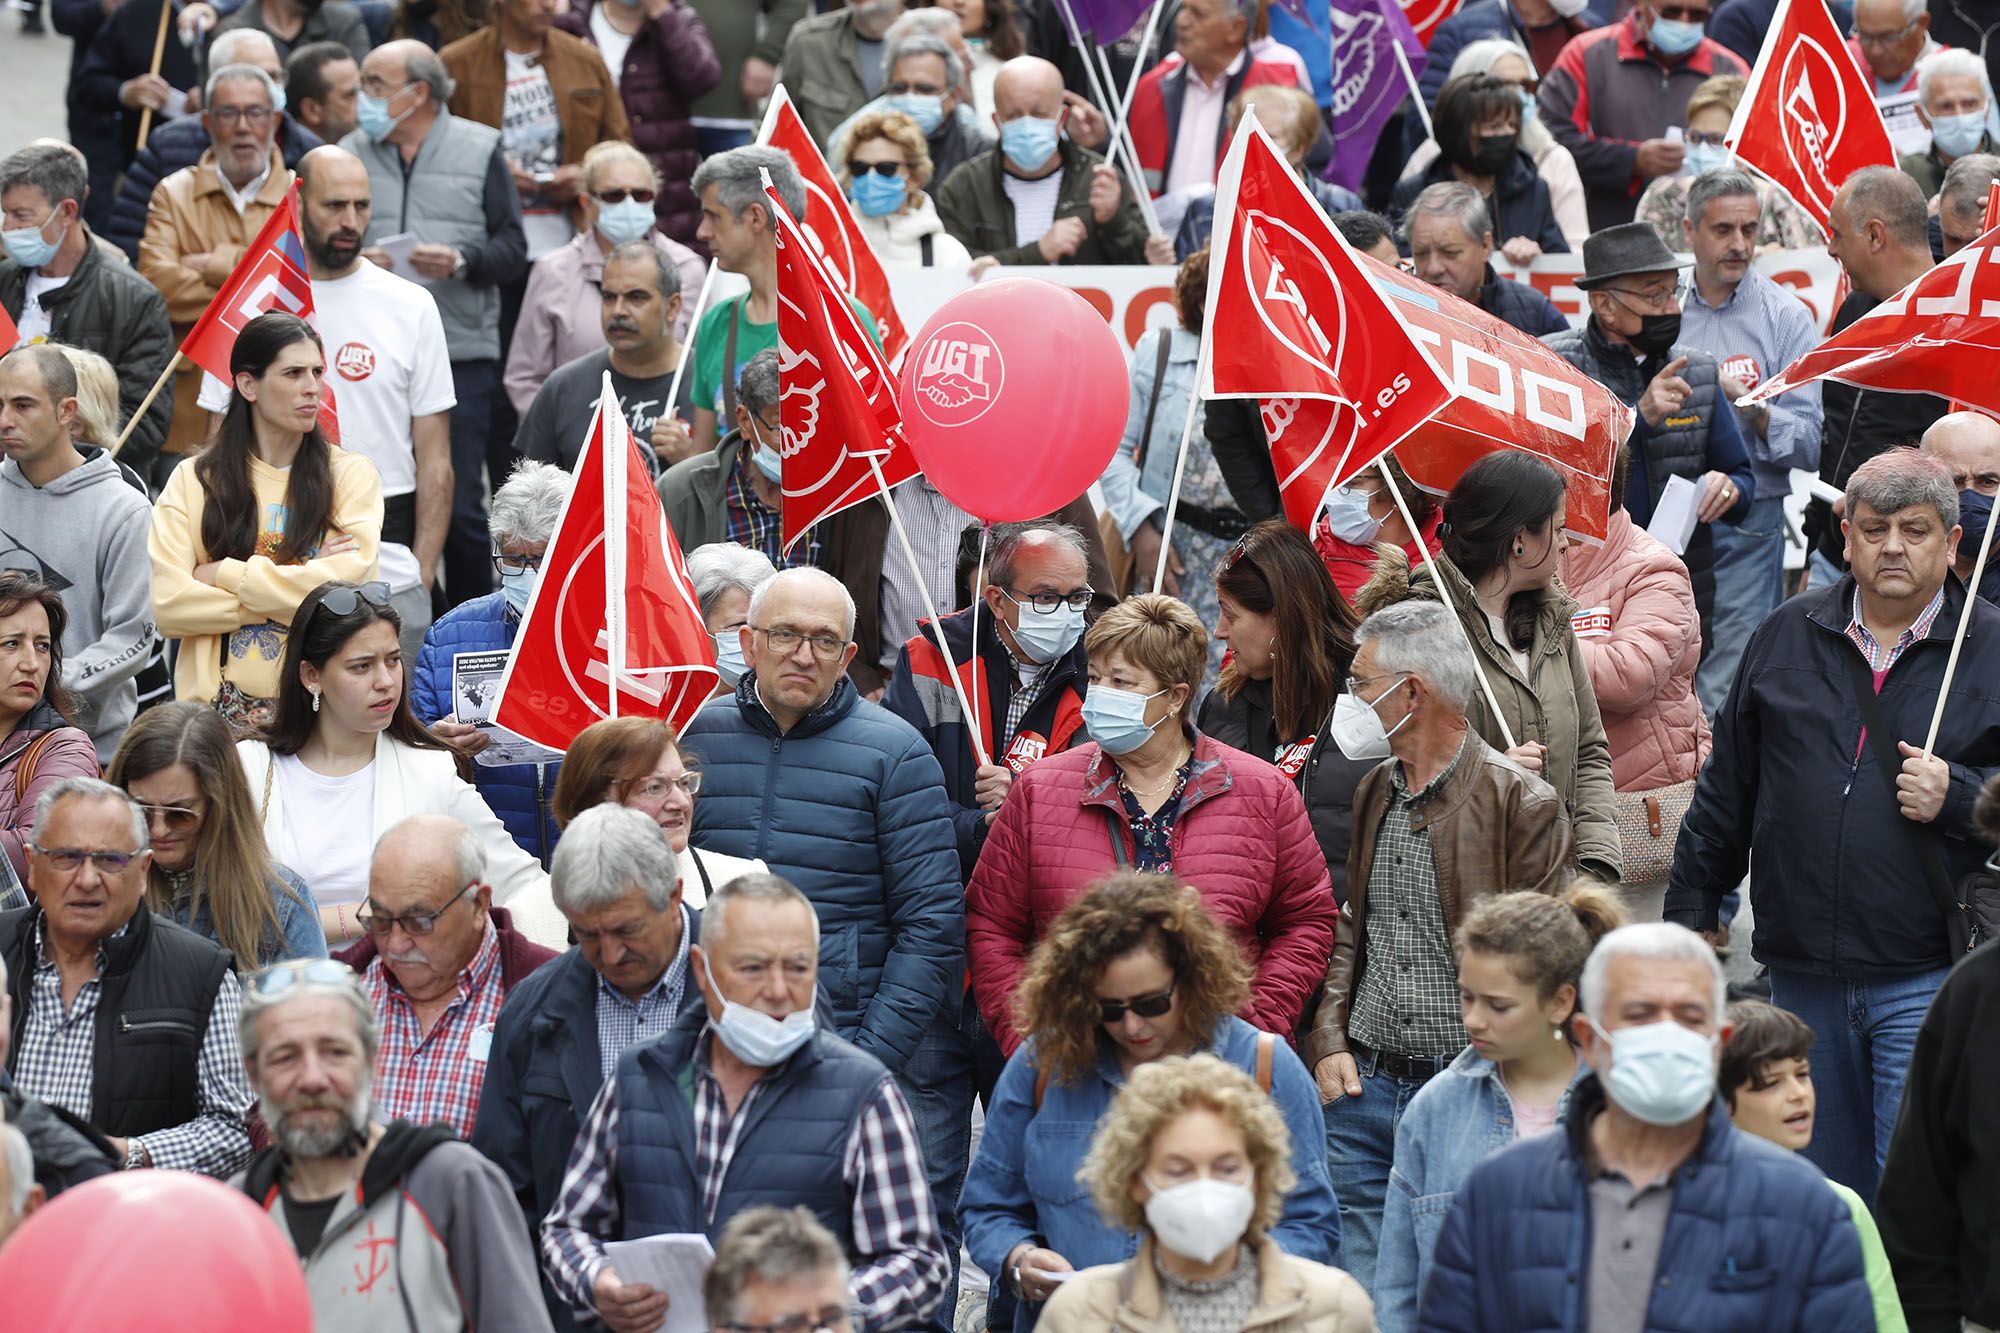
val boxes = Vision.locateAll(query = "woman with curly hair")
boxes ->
[1039,1053,1374,1331]
[959,874,1340,1329]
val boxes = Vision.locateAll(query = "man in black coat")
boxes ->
[69,0,202,228]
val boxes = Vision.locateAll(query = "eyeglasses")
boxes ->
[752,626,849,661]
[1652,3,1707,20]
[1855,19,1920,46]
[211,105,274,128]
[250,958,360,997]
[847,160,906,178]
[29,845,144,874]
[594,188,657,205]
[1099,983,1175,1024]
[353,883,478,937]
[715,1311,855,1333]
[627,772,703,801]
[138,802,203,833]
[491,551,545,576]
[1003,587,1094,614]
[1346,672,1410,700]
[1684,130,1728,148]
[884,80,945,96]
[315,581,394,618]
[1604,285,1678,311]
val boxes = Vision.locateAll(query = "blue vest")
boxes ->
[613,1020,888,1251]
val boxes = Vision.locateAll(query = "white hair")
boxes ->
[1355,601,1476,712]
[209,28,279,71]
[1918,48,1992,111]
[204,62,281,110]
[701,871,820,952]
[33,777,146,854]
[688,542,779,621]
[1449,37,1553,155]
[1579,923,1728,1025]
[372,814,486,888]
[0,1121,32,1218]
[552,804,682,914]
[746,566,857,642]
[487,458,571,548]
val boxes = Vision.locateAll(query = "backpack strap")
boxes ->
[920,232,935,267]
[1132,331,1173,475]
[1254,1031,1274,1093]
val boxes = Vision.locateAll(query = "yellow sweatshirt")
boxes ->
[150,448,384,705]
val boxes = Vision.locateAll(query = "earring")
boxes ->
[310,687,321,713]
[1514,544,1525,557]
[1553,1025,1565,1041]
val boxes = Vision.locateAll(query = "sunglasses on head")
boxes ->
[1099,983,1175,1024]
[250,958,360,997]
[595,188,657,205]
[315,581,393,619]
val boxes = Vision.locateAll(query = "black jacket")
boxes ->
[106,115,324,263]
[0,1067,118,1198]
[1204,397,1282,523]
[1665,575,2000,976]
[1476,265,1568,337]
[71,0,202,168]
[0,234,177,478]
[1388,148,1571,257]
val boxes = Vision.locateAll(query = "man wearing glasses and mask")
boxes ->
[0,778,253,1177]
[333,813,557,1137]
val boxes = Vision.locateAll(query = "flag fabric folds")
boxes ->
[1327,0,1426,191]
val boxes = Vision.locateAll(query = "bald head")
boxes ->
[1828,166,1933,298]
[1837,167,1930,249]
[1923,411,2000,497]
[364,38,429,86]
[296,146,370,275]
[993,56,1065,122]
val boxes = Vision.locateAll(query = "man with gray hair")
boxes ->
[1679,167,1824,711]
[704,1206,855,1333]
[827,25,995,193]
[474,804,702,1331]
[660,348,818,570]
[1937,151,2000,256]
[0,777,252,1176]
[0,1121,41,1249]
[232,958,554,1333]
[1901,47,1996,197]
[1421,923,1871,1326]
[780,0,908,147]
[1306,598,1573,1287]
[332,814,559,1138]
[1404,180,1567,336]
[1670,446,2000,1199]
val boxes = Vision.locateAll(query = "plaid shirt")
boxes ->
[1000,645,1053,753]
[593,908,692,1077]
[541,1035,948,1332]
[724,448,821,571]
[364,919,504,1138]
[1846,585,1947,674]
[1347,735,1472,1061]
[13,918,253,1176]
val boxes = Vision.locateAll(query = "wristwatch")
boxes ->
[449,249,469,281]
[123,1138,152,1170]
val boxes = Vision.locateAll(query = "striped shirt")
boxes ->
[364,919,504,1139]
[1845,585,1946,675]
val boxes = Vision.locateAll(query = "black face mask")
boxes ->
[1467,133,1517,177]
[1627,312,1681,357]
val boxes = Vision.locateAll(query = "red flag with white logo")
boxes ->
[759,86,911,364]
[492,375,717,749]
[767,177,921,552]
[1725,0,1895,234]
[1400,0,1462,46]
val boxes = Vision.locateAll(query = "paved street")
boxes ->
[3,9,76,146]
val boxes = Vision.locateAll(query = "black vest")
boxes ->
[0,903,231,1137]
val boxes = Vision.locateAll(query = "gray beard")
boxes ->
[264,1081,374,1159]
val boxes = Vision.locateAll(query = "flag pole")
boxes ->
[602,375,627,720]
[134,0,173,151]
[969,521,991,763]
[111,353,183,456]
[1921,501,1999,754]
[1111,1,1167,151]
[1087,41,1167,239]
[1379,466,1519,749]
[1392,41,1433,143]
[1051,0,1165,238]
[662,260,716,428]
[1153,341,1208,593]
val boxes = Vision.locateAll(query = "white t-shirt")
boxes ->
[504,49,574,260]
[1002,170,1064,250]
[16,271,67,344]
[274,754,376,907]
[199,262,456,592]
[1485,609,1531,677]
[588,7,634,90]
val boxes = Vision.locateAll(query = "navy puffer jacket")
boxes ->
[106,115,322,263]
[1420,1075,1873,1331]
[682,676,963,1074]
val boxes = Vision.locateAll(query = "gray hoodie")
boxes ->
[0,449,154,760]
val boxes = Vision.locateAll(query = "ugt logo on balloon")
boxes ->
[910,321,1004,427]
[1778,37,1849,217]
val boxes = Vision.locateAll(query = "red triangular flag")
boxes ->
[767,175,921,553]
[492,377,717,749]
[0,300,18,353]
[1725,0,1896,234]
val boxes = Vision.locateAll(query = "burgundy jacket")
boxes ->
[966,732,1337,1053]
[335,906,560,990]
[556,2,722,249]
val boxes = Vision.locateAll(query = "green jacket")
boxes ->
[934,139,1151,266]
[1899,135,1998,199]
[778,7,871,149]
[688,0,810,123]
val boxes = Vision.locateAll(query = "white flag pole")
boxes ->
[1153,340,1208,594]
[1392,41,1433,143]
[1087,40,1167,239]
[602,374,628,719]
[1051,0,1165,238]
[1922,500,1999,753]
[1111,0,1167,150]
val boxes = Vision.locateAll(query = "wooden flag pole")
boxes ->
[135,0,175,149]
[111,353,182,456]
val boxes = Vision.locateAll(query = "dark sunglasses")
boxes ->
[1099,983,1175,1024]
[847,161,905,178]
[315,581,393,618]
[594,188,657,204]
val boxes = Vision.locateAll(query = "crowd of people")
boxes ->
[6,0,2000,1329]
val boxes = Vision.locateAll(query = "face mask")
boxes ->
[1601,1018,1717,1126]
[1141,1176,1256,1264]
[1081,685,1169,754]
[714,630,749,685]
[1007,601,1085,664]
[1000,116,1061,171]
[500,567,535,616]
[1683,142,1729,177]
[1647,14,1705,56]
[1514,87,1537,117]
[704,954,815,1067]
[1548,0,1589,16]
[752,444,783,482]
[1,209,63,271]
[1959,488,1993,549]
[1325,484,1386,546]
[885,92,944,136]
[595,196,655,245]
[1627,311,1682,358]
[1468,132,1518,177]
[1329,675,1412,761]
[1931,110,1988,159]
[850,170,909,218]
[355,88,414,141]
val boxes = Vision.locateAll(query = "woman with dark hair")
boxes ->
[1198,520,1372,902]
[1353,450,1622,880]
[1388,71,1568,263]
[959,874,1340,1328]
[107,700,325,967]
[0,574,99,886]
[237,580,557,947]
[150,311,383,735]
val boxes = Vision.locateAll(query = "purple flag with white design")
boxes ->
[1061,0,1154,40]
[1326,0,1425,191]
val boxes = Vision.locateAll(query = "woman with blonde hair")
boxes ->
[1039,1052,1374,1331]
[1634,74,1821,251]
[837,108,973,269]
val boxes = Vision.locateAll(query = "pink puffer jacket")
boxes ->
[1558,510,1713,791]
[0,707,103,882]
[966,733,1338,1054]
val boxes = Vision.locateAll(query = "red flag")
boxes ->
[1725,0,1895,233]
[1203,113,1452,522]
[1400,0,1462,46]
[0,301,18,353]
[177,183,340,442]
[760,86,911,364]
[492,377,717,749]
[767,178,921,552]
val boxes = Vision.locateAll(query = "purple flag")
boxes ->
[1059,0,1155,41]
[1325,0,1426,191]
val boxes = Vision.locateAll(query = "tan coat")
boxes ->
[440,25,630,172]
[136,146,293,459]
[1039,1235,1377,1333]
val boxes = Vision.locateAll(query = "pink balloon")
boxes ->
[899,278,1129,523]
[0,1171,313,1331]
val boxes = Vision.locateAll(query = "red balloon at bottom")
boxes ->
[0,1171,312,1331]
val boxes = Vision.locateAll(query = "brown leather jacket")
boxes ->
[440,26,630,172]
[1303,732,1576,1069]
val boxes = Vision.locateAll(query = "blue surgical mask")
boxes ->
[1,208,62,271]
[1683,142,1730,177]
[999,115,1061,172]
[752,444,783,482]
[595,196,656,245]
[885,92,944,136]
[1325,484,1386,546]
[1514,87,1537,117]
[1932,110,1988,160]
[1601,1019,1717,1126]
[1081,684,1169,754]
[1005,599,1085,664]
[1647,14,1705,56]
[355,88,414,142]
[850,170,909,218]
[703,953,815,1067]
[500,567,536,616]
[713,629,749,685]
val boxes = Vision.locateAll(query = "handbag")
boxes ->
[1612,779,1697,884]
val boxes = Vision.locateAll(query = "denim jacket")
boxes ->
[1374,1045,1586,1333]
[1097,326,1200,542]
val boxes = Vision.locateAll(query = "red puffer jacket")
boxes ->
[966,732,1337,1054]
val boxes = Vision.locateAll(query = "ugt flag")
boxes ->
[177,183,339,442]
[492,375,717,748]
[767,176,921,553]
[1726,0,1894,233]
[1327,0,1425,191]
[1400,0,1464,47]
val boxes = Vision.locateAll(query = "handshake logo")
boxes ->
[911,322,1005,427]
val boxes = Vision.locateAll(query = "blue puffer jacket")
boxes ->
[682,676,963,1074]
[106,114,322,262]
[1419,1075,1873,1331]
[411,593,560,867]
